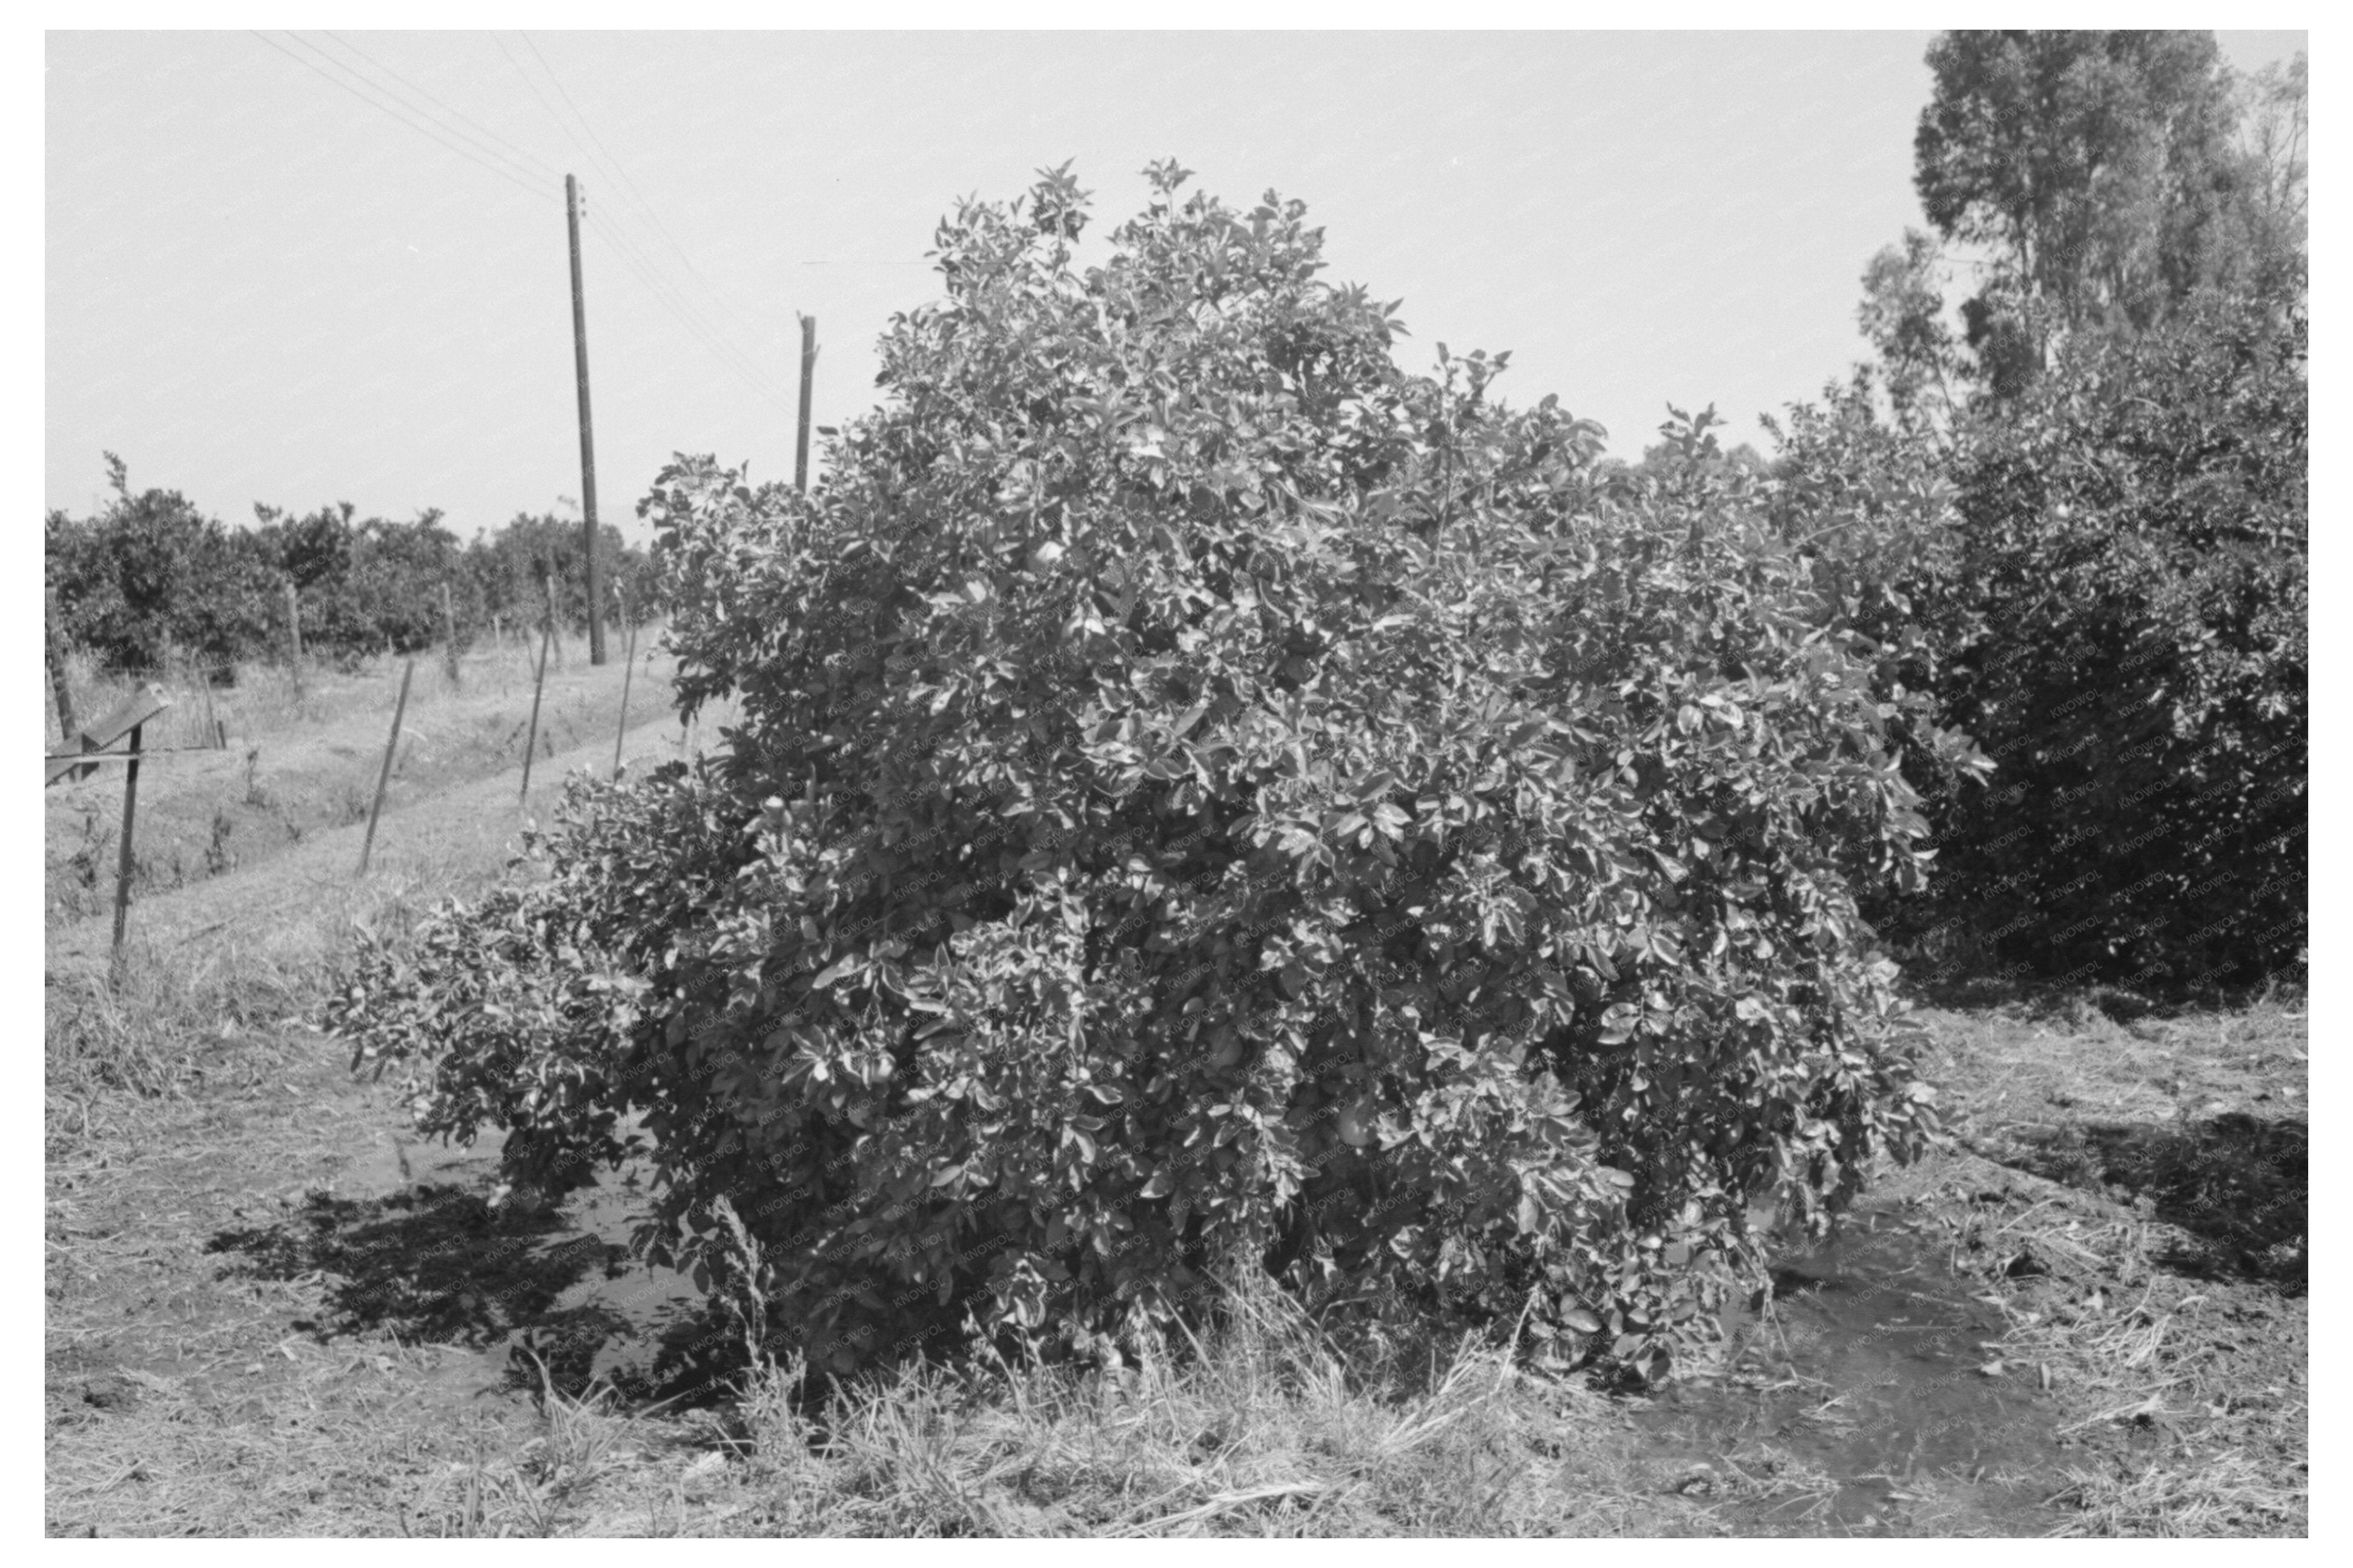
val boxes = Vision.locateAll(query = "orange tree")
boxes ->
[332,164,1972,1382]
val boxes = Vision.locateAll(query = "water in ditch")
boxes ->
[1626,1198,2068,1536]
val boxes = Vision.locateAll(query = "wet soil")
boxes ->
[1630,1194,2068,1535]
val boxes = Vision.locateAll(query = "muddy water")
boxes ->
[1629,1200,2067,1536]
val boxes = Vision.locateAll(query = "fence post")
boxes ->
[199,667,221,749]
[359,658,416,876]
[45,589,78,743]
[520,615,554,807]
[283,580,305,698]
[110,721,144,983]
[442,581,462,688]
[544,572,563,671]
[613,584,638,779]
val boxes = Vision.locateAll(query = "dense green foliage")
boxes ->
[333,165,1962,1381]
[1790,31,2308,996]
[45,456,653,674]
[1925,293,2306,991]
[1771,295,2306,994]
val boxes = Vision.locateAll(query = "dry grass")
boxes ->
[357,1272,1758,1538]
[43,630,707,924]
[1893,1002,2309,1538]
[42,664,738,1156]
[720,1276,1666,1537]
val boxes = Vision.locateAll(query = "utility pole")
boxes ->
[566,173,609,666]
[795,313,818,494]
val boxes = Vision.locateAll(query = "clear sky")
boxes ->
[45,28,2306,544]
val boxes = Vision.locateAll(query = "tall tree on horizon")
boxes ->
[1912,31,2251,395]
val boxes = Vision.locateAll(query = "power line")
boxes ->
[317,31,564,187]
[505,33,786,362]
[263,29,798,416]
[590,211,782,398]
[251,31,554,206]
[486,34,793,407]
[323,38,773,403]
[584,206,796,411]
[589,208,786,402]
[520,31,775,341]
[491,31,576,150]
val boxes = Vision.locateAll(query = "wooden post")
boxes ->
[283,580,305,698]
[613,586,638,779]
[442,581,462,687]
[358,658,415,876]
[199,670,221,749]
[566,173,609,667]
[520,615,554,807]
[544,572,563,671]
[45,589,78,743]
[795,313,818,494]
[111,721,144,981]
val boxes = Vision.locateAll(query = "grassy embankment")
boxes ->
[44,654,2306,1536]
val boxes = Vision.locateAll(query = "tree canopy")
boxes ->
[333,164,1961,1383]
[1906,31,2302,397]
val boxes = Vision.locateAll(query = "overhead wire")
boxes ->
[558,164,795,407]
[518,31,778,341]
[488,33,765,359]
[316,30,566,188]
[251,31,556,205]
[257,29,798,415]
[505,33,793,365]
[487,32,796,409]
[584,205,796,411]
